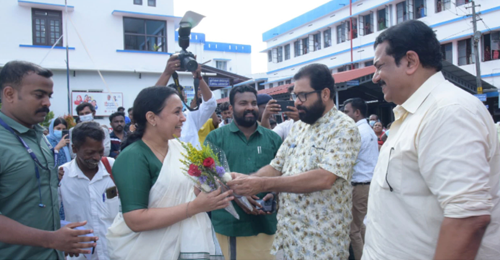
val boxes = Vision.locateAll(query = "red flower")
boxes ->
[203,157,215,168]
[188,164,201,177]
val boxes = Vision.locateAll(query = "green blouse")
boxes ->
[112,140,163,213]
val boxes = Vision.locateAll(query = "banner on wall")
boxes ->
[71,92,124,116]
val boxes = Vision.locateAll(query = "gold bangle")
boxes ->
[186,202,190,219]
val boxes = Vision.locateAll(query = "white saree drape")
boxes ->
[106,139,223,260]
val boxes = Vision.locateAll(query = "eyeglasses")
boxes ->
[292,90,322,102]
[386,147,395,192]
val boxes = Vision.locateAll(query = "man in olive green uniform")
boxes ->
[205,85,282,260]
[0,61,97,259]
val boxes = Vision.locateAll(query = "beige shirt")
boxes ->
[270,106,361,259]
[363,72,500,259]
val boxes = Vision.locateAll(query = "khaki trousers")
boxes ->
[350,184,370,260]
[216,233,275,260]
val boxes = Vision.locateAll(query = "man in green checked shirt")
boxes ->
[205,85,282,260]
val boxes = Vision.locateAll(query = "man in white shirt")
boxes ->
[59,121,120,260]
[363,20,500,260]
[69,103,111,158]
[342,98,379,260]
[156,55,216,149]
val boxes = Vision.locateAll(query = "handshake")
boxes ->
[227,173,276,215]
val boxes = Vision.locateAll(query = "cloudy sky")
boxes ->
[174,0,331,75]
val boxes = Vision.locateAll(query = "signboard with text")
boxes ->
[71,92,124,116]
[208,77,231,87]
[474,94,487,102]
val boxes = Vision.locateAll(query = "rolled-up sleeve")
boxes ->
[193,94,217,131]
[418,104,493,218]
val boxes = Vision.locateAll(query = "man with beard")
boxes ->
[204,85,282,260]
[0,61,97,259]
[59,121,120,260]
[228,63,361,260]
[109,111,127,158]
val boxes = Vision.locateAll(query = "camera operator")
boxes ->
[155,54,217,149]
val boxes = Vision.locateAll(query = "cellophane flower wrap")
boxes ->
[179,140,253,219]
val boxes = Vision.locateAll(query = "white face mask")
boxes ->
[53,130,62,139]
[79,114,94,122]
[369,120,376,127]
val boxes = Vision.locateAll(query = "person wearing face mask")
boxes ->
[46,118,71,167]
[69,103,110,159]
[368,114,379,127]
[58,121,119,260]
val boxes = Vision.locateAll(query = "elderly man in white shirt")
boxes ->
[156,55,216,148]
[342,98,379,260]
[363,20,500,260]
[59,122,120,260]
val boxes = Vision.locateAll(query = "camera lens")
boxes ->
[184,58,198,72]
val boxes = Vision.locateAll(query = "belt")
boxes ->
[351,182,371,186]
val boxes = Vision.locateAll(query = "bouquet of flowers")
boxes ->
[179,140,253,219]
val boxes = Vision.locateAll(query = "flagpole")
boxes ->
[65,0,71,115]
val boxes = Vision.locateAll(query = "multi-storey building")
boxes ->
[259,0,500,122]
[0,0,251,123]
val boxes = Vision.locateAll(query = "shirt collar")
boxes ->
[228,121,263,135]
[0,111,43,134]
[356,119,369,127]
[313,105,338,126]
[110,130,127,139]
[400,71,445,114]
[67,159,109,182]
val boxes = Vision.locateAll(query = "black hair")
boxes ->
[128,107,133,113]
[0,60,53,96]
[374,20,442,71]
[76,102,95,115]
[293,63,335,99]
[121,86,179,150]
[287,85,294,94]
[53,117,68,128]
[72,121,105,149]
[117,106,125,112]
[343,98,368,117]
[109,111,125,123]
[229,85,257,106]
[220,102,231,112]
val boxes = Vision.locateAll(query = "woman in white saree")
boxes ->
[106,86,233,260]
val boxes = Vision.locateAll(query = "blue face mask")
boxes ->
[54,130,63,139]
[369,120,376,127]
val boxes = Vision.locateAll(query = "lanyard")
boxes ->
[0,117,57,208]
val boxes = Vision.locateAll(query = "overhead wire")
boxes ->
[66,15,119,108]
